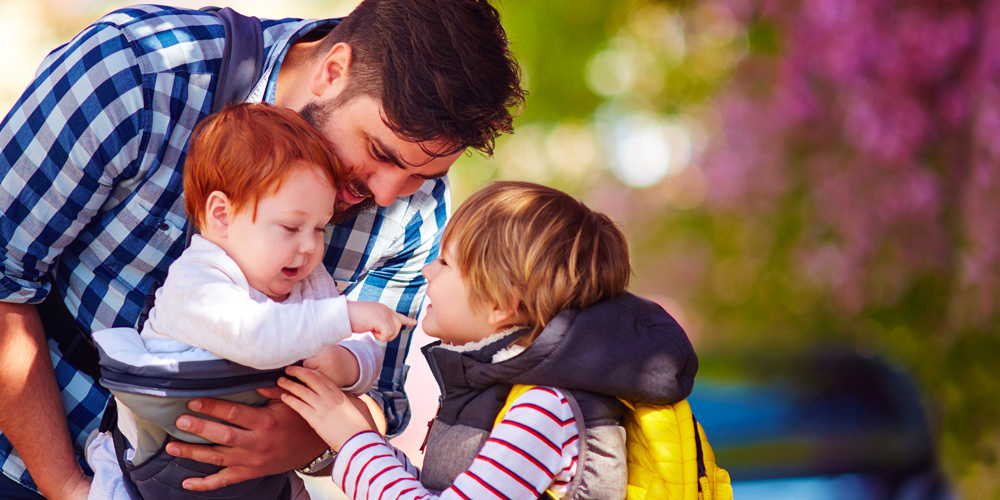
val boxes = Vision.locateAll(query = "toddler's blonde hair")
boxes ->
[442,181,631,345]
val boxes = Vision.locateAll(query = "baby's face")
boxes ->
[222,162,336,301]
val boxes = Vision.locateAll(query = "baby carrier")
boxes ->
[94,328,294,500]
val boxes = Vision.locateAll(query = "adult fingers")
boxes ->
[186,398,260,429]
[165,440,231,468]
[174,409,250,450]
[256,386,287,400]
[181,467,250,492]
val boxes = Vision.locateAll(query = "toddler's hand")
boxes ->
[346,301,416,342]
[278,366,377,452]
[304,345,358,389]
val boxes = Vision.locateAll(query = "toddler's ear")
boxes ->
[487,294,525,328]
[203,191,233,237]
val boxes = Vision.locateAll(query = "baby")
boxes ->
[86,103,413,500]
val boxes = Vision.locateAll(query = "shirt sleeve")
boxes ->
[0,21,145,303]
[146,255,352,370]
[338,333,384,395]
[331,387,579,500]
[342,178,450,436]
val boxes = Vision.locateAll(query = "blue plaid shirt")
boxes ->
[0,5,447,492]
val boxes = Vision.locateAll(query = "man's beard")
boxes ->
[299,99,332,130]
[300,100,377,225]
[330,196,377,225]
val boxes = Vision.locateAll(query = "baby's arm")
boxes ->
[149,260,354,369]
[346,300,415,342]
[304,334,384,394]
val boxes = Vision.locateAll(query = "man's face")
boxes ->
[300,95,462,212]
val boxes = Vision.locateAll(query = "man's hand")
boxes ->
[164,388,326,491]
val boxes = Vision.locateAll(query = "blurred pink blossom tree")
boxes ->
[698,0,1000,492]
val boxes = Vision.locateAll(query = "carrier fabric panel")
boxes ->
[94,327,290,397]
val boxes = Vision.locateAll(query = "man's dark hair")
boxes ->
[320,0,525,157]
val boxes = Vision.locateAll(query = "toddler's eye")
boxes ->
[283,225,300,233]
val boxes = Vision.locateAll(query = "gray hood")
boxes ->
[426,292,698,405]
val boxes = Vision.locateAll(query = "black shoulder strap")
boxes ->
[201,6,266,113]
[38,288,102,381]
[561,389,588,500]
[693,415,707,492]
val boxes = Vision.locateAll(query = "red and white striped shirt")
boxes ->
[331,386,580,500]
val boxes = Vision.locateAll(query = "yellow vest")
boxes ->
[496,385,733,500]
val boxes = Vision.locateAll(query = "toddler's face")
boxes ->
[420,241,497,346]
[221,163,336,301]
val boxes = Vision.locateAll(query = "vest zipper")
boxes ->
[421,348,447,453]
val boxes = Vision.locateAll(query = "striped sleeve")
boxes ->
[331,387,579,500]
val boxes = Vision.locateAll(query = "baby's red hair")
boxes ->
[183,102,344,228]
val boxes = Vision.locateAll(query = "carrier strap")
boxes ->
[201,6,265,114]
[498,385,588,500]
[37,289,102,381]
[561,389,588,500]
[693,416,707,492]
[102,398,145,500]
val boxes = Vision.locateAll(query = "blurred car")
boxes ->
[687,351,957,500]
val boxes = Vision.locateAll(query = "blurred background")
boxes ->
[4,0,998,498]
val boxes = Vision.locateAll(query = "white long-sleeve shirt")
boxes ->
[140,234,382,390]
[331,386,580,500]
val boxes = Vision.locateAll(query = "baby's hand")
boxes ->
[304,345,358,389]
[346,301,416,342]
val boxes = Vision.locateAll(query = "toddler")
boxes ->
[278,181,699,499]
[86,103,413,500]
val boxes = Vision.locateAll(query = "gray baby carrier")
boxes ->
[96,328,294,500]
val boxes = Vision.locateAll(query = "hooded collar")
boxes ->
[424,292,698,405]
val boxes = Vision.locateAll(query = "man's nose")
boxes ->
[369,173,427,207]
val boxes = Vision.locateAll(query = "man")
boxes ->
[0,1,524,498]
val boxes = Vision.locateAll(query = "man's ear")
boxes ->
[203,191,233,238]
[310,42,353,98]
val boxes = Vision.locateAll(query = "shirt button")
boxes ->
[158,222,170,232]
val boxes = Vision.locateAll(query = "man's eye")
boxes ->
[371,145,389,162]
